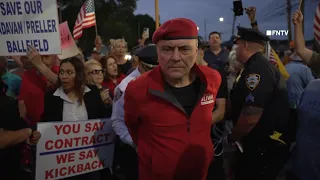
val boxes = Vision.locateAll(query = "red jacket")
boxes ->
[102,74,126,97]
[124,65,221,180]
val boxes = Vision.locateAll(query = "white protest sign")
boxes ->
[0,1,61,56]
[58,21,80,60]
[36,119,116,180]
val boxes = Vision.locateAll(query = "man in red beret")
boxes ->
[124,18,221,180]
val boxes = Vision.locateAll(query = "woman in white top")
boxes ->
[41,57,112,179]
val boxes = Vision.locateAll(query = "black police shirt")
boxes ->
[230,52,290,143]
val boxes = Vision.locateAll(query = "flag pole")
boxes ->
[93,0,98,36]
[155,0,159,29]
[58,0,63,23]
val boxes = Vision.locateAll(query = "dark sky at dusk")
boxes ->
[135,0,317,41]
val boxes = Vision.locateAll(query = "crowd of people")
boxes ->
[1,4,320,180]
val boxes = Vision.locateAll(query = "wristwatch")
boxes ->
[251,21,257,26]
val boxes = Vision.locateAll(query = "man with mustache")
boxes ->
[124,18,221,180]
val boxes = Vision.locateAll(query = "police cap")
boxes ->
[234,26,270,46]
[135,44,158,67]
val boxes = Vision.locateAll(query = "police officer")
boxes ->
[111,44,158,180]
[228,26,291,180]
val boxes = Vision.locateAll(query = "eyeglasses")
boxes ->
[89,69,104,74]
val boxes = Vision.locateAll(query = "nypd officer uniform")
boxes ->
[111,44,158,180]
[229,27,291,180]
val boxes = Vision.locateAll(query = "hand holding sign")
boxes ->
[292,10,303,25]
[28,130,41,145]
[27,46,43,67]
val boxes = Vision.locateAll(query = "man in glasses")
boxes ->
[111,44,158,180]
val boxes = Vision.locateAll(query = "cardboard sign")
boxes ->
[58,21,80,60]
[36,119,116,180]
[0,0,61,55]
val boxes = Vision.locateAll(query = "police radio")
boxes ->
[233,0,244,16]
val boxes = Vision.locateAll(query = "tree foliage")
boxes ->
[60,0,155,52]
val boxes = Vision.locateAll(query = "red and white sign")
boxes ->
[58,21,80,60]
[35,119,116,180]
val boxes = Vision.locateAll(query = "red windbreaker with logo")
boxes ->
[124,65,221,180]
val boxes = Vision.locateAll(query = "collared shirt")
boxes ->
[112,68,141,146]
[1,70,21,99]
[230,52,289,144]
[285,61,314,109]
[204,49,229,69]
[53,86,91,122]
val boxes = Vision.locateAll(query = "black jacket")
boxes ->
[0,93,29,178]
[41,85,112,122]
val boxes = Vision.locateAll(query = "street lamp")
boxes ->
[219,17,224,22]
[197,27,199,31]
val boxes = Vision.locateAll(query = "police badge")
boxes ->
[114,89,123,102]
[246,74,260,90]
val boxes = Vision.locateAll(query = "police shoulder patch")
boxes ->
[114,89,123,102]
[246,74,260,90]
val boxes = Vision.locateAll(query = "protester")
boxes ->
[292,10,320,77]
[290,79,320,180]
[196,40,228,180]
[110,39,132,74]
[94,36,109,56]
[0,80,40,179]
[112,44,158,180]
[42,57,112,122]
[84,59,113,106]
[19,47,59,125]
[0,56,21,99]
[100,55,126,98]
[204,31,229,69]
[229,26,291,179]
[124,18,221,180]
[91,48,103,62]
[285,46,314,110]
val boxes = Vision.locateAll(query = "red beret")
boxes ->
[152,18,198,44]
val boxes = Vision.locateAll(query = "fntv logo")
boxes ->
[266,30,289,36]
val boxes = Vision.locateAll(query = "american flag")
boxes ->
[73,0,96,40]
[266,42,290,79]
[314,2,320,52]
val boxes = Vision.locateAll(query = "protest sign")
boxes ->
[0,1,61,56]
[58,21,81,60]
[36,119,116,180]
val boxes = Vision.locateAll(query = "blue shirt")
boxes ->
[204,49,229,69]
[292,79,320,180]
[1,70,21,99]
[285,61,314,109]
[111,68,141,146]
